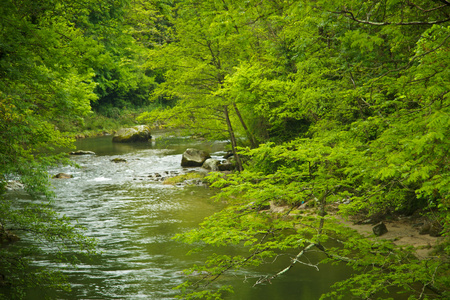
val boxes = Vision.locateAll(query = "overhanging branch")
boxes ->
[333,9,450,26]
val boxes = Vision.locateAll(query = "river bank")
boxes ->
[337,213,443,258]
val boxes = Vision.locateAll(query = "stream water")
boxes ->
[9,133,352,299]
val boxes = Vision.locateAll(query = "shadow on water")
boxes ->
[8,132,356,299]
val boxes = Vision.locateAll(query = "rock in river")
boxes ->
[112,125,152,143]
[202,158,234,171]
[202,158,220,171]
[53,173,73,179]
[70,150,96,155]
[111,158,127,163]
[181,148,211,167]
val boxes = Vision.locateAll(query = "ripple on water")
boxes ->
[24,139,231,299]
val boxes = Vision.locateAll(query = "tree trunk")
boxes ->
[223,105,243,171]
[232,102,258,148]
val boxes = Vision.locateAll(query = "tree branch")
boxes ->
[253,242,316,286]
[407,1,448,12]
[334,9,450,26]
[371,32,450,84]
[254,188,338,286]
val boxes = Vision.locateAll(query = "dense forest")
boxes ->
[0,0,449,299]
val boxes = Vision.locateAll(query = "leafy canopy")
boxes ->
[0,0,143,297]
[145,0,450,299]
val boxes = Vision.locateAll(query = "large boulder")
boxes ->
[181,148,211,167]
[112,125,152,143]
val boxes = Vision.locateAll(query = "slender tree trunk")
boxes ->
[232,102,258,148]
[223,105,243,171]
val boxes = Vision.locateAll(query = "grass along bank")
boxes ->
[56,107,152,139]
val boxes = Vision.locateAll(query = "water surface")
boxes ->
[12,133,352,299]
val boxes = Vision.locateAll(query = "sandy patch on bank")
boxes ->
[336,216,442,258]
[271,202,443,258]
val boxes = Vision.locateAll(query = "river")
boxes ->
[12,133,351,299]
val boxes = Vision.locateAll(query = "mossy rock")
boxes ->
[112,125,152,143]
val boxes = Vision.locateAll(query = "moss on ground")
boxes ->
[163,172,205,185]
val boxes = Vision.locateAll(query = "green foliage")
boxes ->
[0,197,97,299]
[87,0,170,111]
[0,0,172,295]
[2,0,449,298]
[163,0,450,299]
[0,0,111,298]
[0,93,97,298]
[163,172,205,185]
[137,0,267,142]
